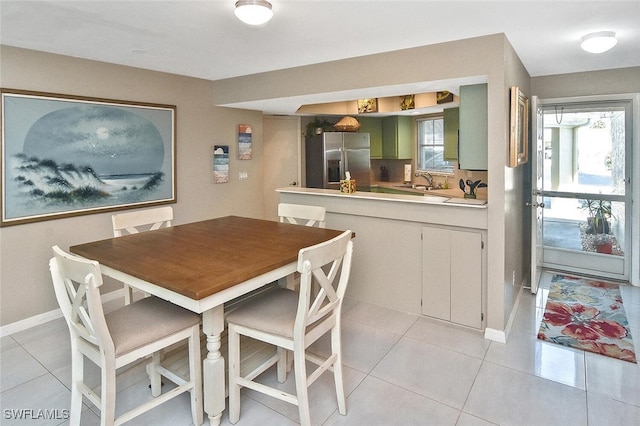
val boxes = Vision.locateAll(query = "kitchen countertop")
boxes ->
[277,185,487,208]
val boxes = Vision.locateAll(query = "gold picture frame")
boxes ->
[509,86,529,167]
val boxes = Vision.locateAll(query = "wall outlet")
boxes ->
[239,171,248,180]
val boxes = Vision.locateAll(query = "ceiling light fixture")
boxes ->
[234,0,273,26]
[580,31,617,54]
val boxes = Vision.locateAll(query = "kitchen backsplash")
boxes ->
[370,159,488,196]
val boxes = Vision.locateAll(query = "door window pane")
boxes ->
[543,196,624,257]
[543,107,626,196]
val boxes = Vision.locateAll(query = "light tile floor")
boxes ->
[1,270,639,425]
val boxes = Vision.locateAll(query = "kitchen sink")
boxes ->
[393,184,433,191]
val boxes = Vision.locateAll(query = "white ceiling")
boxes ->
[1,1,638,114]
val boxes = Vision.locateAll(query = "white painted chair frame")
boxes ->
[227,230,353,426]
[111,206,173,304]
[278,203,327,291]
[49,246,203,426]
[278,203,326,228]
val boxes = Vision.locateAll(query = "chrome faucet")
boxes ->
[415,171,434,187]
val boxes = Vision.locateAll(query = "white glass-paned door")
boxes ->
[540,100,631,280]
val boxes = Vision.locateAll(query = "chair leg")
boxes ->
[69,343,83,426]
[276,347,287,383]
[285,274,297,290]
[124,284,134,305]
[148,352,162,397]
[293,347,311,426]
[100,362,117,426]
[228,325,241,424]
[331,326,347,415]
[188,326,204,426]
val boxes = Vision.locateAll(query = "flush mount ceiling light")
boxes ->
[234,0,273,25]
[581,31,617,54]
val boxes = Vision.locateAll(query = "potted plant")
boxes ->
[305,118,335,138]
[581,199,612,234]
[594,233,613,254]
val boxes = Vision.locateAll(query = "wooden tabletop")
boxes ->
[70,216,345,300]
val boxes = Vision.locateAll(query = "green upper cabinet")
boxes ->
[443,107,459,162]
[382,116,413,159]
[358,117,383,159]
[458,83,488,170]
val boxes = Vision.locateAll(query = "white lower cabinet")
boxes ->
[422,226,483,329]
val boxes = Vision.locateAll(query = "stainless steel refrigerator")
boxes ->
[305,132,370,190]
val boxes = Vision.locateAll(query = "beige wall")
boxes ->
[2,36,523,334]
[501,37,532,328]
[7,38,631,334]
[213,35,505,106]
[531,67,640,98]
[214,34,522,334]
[0,46,265,326]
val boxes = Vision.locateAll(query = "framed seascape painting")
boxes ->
[1,89,176,226]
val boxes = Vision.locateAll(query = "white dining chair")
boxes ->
[278,203,327,291]
[49,246,203,426]
[112,206,173,304]
[226,230,353,426]
[278,203,326,228]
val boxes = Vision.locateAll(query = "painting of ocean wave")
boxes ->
[1,90,175,225]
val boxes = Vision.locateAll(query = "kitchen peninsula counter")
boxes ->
[276,186,487,229]
[277,186,488,329]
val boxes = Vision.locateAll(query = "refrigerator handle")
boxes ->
[341,147,347,180]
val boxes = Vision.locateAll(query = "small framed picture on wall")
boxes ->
[213,145,229,183]
[238,124,252,160]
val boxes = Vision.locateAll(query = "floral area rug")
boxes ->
[537,274,637,363]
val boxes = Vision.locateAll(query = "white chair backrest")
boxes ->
[50,246,114,357]
[278,203,326,228]
[294,230,353,335]
[112,206,173,236]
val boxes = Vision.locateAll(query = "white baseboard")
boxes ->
[503,283,525,338]
[483,281,526,344]
[483,327,507,343]
[0,289,125,338]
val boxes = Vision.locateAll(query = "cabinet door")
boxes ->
[359,117,382,158]
[382,116,398,158]
[382,116,413,159]
[458,84,487,170]
[422,226,483,328]
[450,230,482,328]
[422,227,451,321]
[443,107,459,162]
[396,116,413,159]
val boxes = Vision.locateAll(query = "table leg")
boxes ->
[202,305,225,426]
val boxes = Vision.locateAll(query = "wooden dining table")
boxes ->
[70,215,346,426]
